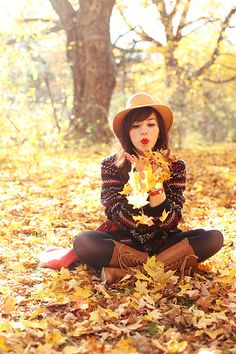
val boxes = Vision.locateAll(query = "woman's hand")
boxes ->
[125,152,160,175]
[124,152,148,176]
[162,149,178,163]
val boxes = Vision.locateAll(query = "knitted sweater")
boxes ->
[101,154,186,254]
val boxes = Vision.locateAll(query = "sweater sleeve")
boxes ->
[143,159,186,230]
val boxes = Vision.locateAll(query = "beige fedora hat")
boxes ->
[112,92,173,139]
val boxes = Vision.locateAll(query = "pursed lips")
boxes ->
[141,138,149,144]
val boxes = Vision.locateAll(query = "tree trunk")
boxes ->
[49,0,116,142]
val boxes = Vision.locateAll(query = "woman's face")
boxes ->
[129,112,159,154]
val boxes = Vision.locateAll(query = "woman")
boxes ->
[39,93,224,284]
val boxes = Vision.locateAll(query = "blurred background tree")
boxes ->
[49,0,116,142]
[0,0,235,148]
[112,0,236,146]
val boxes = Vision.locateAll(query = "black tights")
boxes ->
[73,229,224,269]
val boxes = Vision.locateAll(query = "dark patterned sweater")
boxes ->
[100,154,186,254]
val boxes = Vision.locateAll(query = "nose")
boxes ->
[140,125,148,135]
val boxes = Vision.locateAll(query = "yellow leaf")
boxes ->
[144,163,156,190]
[29,307,46,320]
[177,283,193,296]
[0,335,11,352]
[135,279,149,295]
[165,340,188,353]
[148,309,163,320]
[95,284,111,299]
[144,150,170,167]
[120,151,171,213]
[143,256,162,279]
[69,324,90,336]
[45,330,66,345]
[60,267,71,280]
[204,328,225,340]
[89,309,102,323]
[195,328,225,339]
[143,256,177,285]
[22,319,48,330]
[114,338,138,354]
[159,209,170,222]
[75,285,92,299]
[119,183,132,196]
[2,296,16,314]
[0,320,13,333]
[63,346,80,354]
[89,306,118,324]
[134,270,150,281]
[219,267,236,284]
[133,213,154,226]
[128,169,141,193]
[104,307,119,319]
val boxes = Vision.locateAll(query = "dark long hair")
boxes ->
[115,106,169,180]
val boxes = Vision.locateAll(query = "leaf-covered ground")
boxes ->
[0,144,235,354]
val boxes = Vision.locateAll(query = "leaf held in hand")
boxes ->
[121,150,172,224]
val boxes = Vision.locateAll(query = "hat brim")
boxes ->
[112,103,173,139]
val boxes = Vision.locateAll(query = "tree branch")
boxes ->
[6,114,21,133]
[112,26,138,46]
[21,18,54,23]
[44,72,61,132]
[193,7,236,78]
[153,0,172,41]
[175,0,191,40]
[152,0,167,18]
[168,0,182,20]
[218,63,236,71]
[113,42,143,55]
[49,0,76,32]
[116,3,164,48]
[179,16,221,33]
[19,17,63,34]
[116,3,134,32]
[135,25,164,47]
[204,75,236,83]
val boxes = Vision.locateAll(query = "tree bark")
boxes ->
[49,0,116,142]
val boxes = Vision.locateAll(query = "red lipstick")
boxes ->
[141,138,149,144]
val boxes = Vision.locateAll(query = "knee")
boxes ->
[206,230,224,252]
[73,231,97,263]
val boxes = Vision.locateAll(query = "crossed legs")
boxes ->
[73,229,224,268]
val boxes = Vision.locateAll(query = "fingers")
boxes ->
[124,152,136,164]
[124,152,140,165]
[125,152,151,175]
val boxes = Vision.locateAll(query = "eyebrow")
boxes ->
[133,117,156,125]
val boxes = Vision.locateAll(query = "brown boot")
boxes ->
[156,238,198,271]
[101,242,148,284]
[106,239,197,270]
[101,267,132,285]
[108,241,148,268]
[101,239,198,284]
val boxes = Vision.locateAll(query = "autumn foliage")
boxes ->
[120,150,172,225]
[0,144,235,353]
